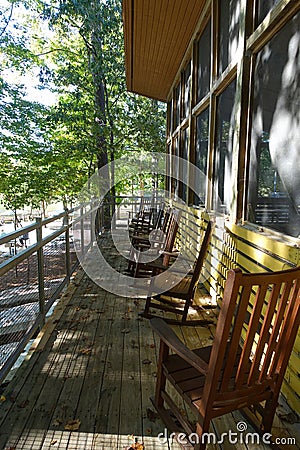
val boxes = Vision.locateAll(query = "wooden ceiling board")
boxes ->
[153,0,181,93]
[137,0,165,98]
[123,0,206,101]
[122,0,132,91]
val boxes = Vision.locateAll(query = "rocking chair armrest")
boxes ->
[150,318,209,376]
[159,250,180,257]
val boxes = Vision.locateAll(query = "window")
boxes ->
[197,19,211,102]
[166,143,172,193]
[247,12,300,237]
[213,79,237,213]
[172,135,180,196]
[194,108,209,205]
[183,62,191,118]
[180,127,189,201]
[255,0,280,25]
[174,82,181,129]
[167,100,173,137]
[218,0,240,76]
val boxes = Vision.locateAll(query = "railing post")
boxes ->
[80,206,84,255]
[64,208,71,279]
[36,217,45,326]
[90,202,93,246]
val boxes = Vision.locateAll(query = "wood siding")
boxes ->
[172,203,300,414]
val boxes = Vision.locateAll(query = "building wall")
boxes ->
[166,0,300,414]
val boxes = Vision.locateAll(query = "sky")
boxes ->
[1,0,57,107]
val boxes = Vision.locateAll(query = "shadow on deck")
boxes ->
[0,231,299,450]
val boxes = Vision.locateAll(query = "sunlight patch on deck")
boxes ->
[5,429,180,449]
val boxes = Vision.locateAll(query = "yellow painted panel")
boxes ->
[228,223,300,265]
[281,380,300,415]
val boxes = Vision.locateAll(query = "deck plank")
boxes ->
[0,232,298,450]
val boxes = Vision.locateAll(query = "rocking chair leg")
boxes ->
[194,419,211,450]
[143,296,152,316]
[155,340,168,407]
[182,297,192,322]
[262,396,278,433]
[134,261,140,278]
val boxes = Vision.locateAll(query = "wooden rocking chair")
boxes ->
[131,209,181,278]
[127,208,170,274]
[140,221,213,324]
[150,265,300,449]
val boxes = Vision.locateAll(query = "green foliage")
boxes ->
[0,0,166,212]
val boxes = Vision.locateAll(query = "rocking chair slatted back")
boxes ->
[207,268,300,410]
[150,265,300,449]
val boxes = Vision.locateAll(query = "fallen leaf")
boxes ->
[277,412,299,424]
[124,442,144,450]
[146,408,159,422]
[64,418,81,431]
[79,347,92,355]
[17,400,29,408]
[131,340,138,349]
[0,395,6,403]
[142,359,151,365]
[52,418,63,426]
[50,440,58,446]
[121,328,131,334]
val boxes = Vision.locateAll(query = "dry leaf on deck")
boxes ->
[277,412,298,424]
[121,328,131,334]
[0,395,6,402]
[64,418,81,431]
[124,442,145,450]
[146,408,159,422]
[17,400,29,408]
[52,418,63,426]
[79,347,92,355]
[142,359,151,365]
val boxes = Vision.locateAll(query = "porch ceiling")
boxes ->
[123,0,206,102]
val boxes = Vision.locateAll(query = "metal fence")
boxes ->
[0,202,99,383]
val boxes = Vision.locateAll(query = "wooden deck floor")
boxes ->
[0,232,299,450]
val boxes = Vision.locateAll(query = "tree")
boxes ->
[0,0,166,216]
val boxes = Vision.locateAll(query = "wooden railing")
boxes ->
[0,201,99,383]
[0,194,163,383]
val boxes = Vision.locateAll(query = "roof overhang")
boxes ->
[123,0,206,102]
